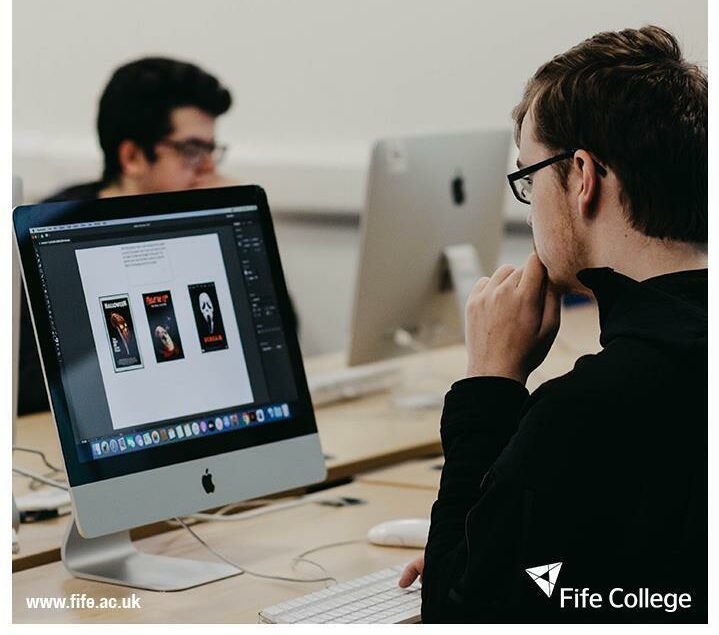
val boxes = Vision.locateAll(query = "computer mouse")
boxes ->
[367,518,430,548]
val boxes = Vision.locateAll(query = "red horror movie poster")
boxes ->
[100,294,143,372]
[188,282,229,353]
[143,290,185,363]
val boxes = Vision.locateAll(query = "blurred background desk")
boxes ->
[359,458,443,491]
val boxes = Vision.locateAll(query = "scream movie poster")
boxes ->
[188,282,228,353]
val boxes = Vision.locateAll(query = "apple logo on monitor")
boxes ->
[451,171,466,206]
[202,468,215,494]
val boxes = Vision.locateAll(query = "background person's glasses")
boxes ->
[507,149,607,205]
[157,138,228,169]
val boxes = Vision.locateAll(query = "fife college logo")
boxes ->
[524,561,693,614]
[525,562,563,598]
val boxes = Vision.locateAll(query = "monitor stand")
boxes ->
[390,243,483,411]
[62,518,240,591]
[441,243,484,328]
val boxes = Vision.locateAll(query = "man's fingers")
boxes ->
[518,252,547,298]
[485,264,516,291]
[398,563,420,588]
[474,276,491,293]
[472,264,521,298]
[508,266,524,286]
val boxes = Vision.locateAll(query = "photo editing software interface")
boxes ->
[30,205,298,463]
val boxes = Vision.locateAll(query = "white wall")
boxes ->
[13,0,707,355]
[14,0,707,209]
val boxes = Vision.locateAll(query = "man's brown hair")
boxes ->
[513,25,707,243]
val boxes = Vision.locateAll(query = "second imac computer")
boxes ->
[348,129,510,366]
[14,186,326,591]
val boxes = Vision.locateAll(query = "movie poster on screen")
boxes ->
[100,294,143,372]
[188,282,228,353]
[142,290,185,363]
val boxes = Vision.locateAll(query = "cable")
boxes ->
[165,499,293,526]
[12,446,66,491]
[174,516,337,585]
[12,446,64,474]
[12,467,69,491]
[175,495,361,524]
[28,471,65,491]
[184,497,315,522]
[291,538,366,576]
[293,538,366,563]
[214,499,287,515]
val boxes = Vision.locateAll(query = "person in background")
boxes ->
[45,56,234,201]
[20,57,235,414]
[400,25,707,623]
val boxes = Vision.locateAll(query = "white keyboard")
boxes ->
[16,489,72,515]
[308,363,402,407]
[258,564,422,624]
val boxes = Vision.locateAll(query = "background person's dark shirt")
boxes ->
[18,182,104,415]
[18,181,300,415]
[422,267,707,623]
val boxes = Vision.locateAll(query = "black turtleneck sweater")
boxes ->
[422,267,707,624]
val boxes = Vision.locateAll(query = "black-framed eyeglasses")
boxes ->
[507,149,607,205]
[157,138,228,169]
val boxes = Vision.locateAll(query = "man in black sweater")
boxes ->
[399,26,707,623]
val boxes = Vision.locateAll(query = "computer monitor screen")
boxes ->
[14,186,325,537]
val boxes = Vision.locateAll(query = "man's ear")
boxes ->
[117,140,150,178]
[573,149,600,221]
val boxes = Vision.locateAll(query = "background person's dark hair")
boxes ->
[97,57,232,184]
[513,25,707,244]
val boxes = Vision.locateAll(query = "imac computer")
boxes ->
[13,186,326,590]
[348,129,510,366]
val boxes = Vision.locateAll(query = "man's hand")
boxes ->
[398,555,424,588]
[465,252,562,384]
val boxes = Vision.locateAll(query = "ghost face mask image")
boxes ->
[188,282,228,353]
[199,291,215,333]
